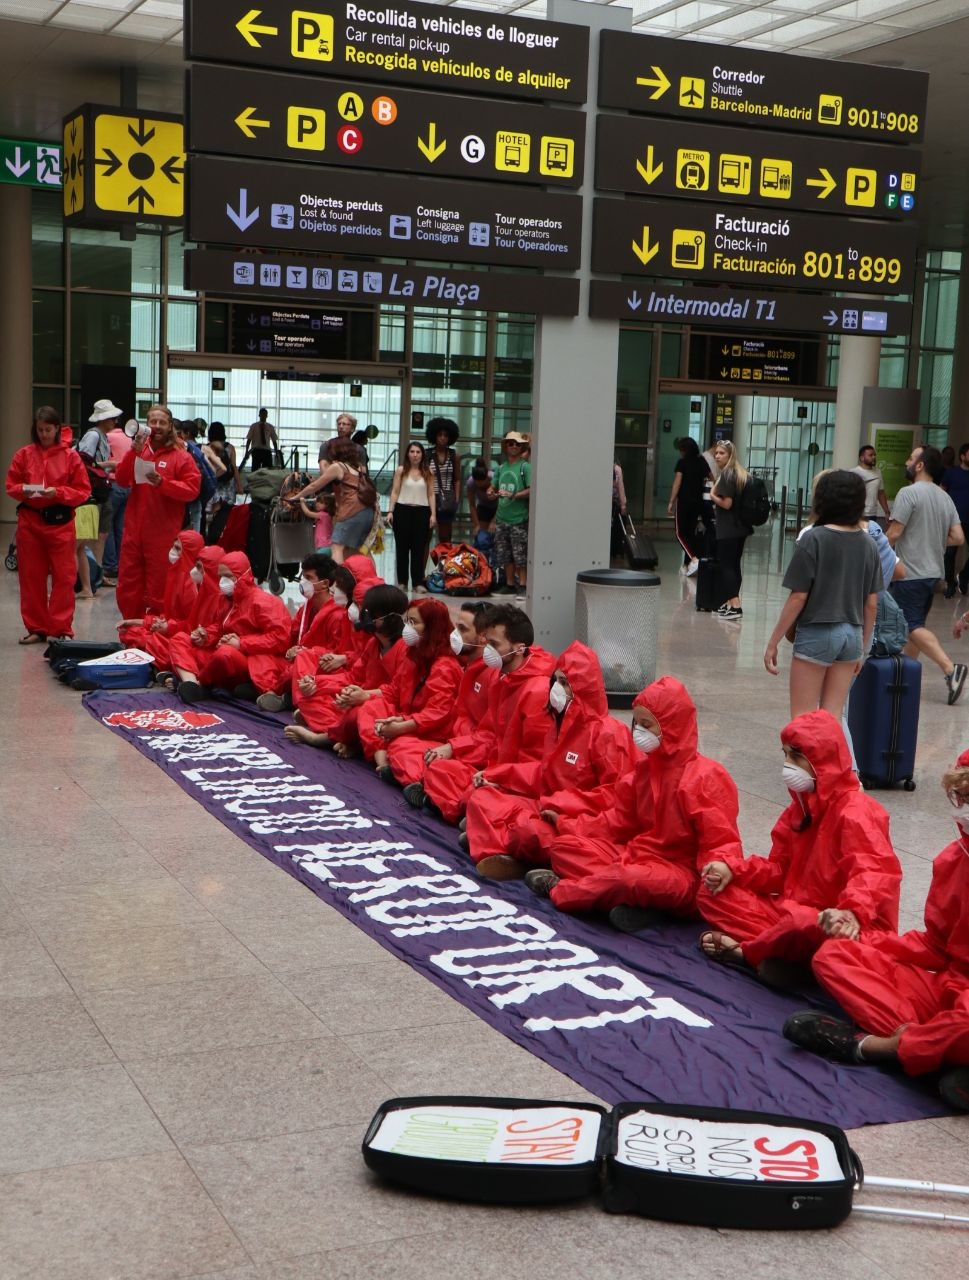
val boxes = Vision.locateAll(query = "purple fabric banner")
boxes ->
[85,690,948,1129]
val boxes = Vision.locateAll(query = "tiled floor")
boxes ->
[1,521,968,1278]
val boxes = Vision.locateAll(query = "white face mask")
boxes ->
[331,588,349,607]
[219,578,236,597]
[449,627,464,656]
[783,762,816,793]
[298,576,315,598]
[549,681,570,714]
[189,566,204,586]
[482,643,507,670]
[402,621,421,647]
[168,547,180,564]
[632,726,661,754]
[348,602,360,624]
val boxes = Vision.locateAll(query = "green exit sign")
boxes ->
[0,137,62,188]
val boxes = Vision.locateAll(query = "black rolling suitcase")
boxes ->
[846,654,921,790]
[246,499,273,583]
[618,513,658,570]
[45,638,123,665]
[602,1102,859,1230]
[695,558,728,612]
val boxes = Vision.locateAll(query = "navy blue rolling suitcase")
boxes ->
[695,558,728,612]
[846,654,920,790]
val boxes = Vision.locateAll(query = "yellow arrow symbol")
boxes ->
[632,227,660,267]
[234,107,271,139]
[237,9,279,47]
[806,167,836,199]
[635,66,671,100]
[635,145,663,185]
[417,122,446,163]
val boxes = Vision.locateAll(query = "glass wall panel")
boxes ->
[69,294,131,382]
[617,328,652,411]
[33,290,64,386]
[32,191,64,286]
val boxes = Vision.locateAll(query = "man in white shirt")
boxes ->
[853,445,890,529]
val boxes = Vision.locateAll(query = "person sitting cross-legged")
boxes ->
[783,749,969,1112]
[696,709,902,987]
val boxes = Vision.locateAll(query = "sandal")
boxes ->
[699,931,748,968]
[18,632,46,645]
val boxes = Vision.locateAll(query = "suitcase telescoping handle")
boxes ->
[852,1171,969,1225]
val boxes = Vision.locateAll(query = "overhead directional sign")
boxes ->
[186,247,580,316]
[187,63,584,186]
[0,137,61,188]
[62,105,184,225]
[592,197,915,295]
[186,0,589,103]
[588,281,913,336]
[595,115,919,220]
[230,303,349,357]
[598,29,929,144]
[187,154,582,269]
[688,333,821,387]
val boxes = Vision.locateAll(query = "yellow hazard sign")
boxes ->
[62,113,85,217]
[92,113,184,218]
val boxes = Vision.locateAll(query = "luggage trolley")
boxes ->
[267,496,316,595]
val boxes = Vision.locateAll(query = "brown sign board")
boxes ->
[597,29,929,144]
[187,63,584,187]
[185,0,589,103]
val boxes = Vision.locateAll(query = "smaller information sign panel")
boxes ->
[688,333,822,387]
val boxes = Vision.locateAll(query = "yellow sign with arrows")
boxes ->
[62,105,184,226]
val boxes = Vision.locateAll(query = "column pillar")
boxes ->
[831,334,881,470]
[947,248,969,449]
[0,186,33,524]
[526,0,630,654]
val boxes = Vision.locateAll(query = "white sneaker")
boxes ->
[678,563,690,576]
[685,558,699,577]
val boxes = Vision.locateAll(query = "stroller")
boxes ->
[4,533,15,572]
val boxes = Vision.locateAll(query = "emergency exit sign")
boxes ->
[0,137,62,188]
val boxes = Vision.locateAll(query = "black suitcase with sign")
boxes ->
[619,513,658,570]
[602,1102,859,1230]
[362,1095,609,1204]
[45,638,124,665]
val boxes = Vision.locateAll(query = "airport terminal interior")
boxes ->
[3,2,969,1276]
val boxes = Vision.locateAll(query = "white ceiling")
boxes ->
[4,2,969,245]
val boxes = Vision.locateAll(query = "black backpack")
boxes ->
[735,474,771,528]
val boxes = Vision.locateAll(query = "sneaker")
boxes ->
[946,662,968,706]
[475,854,528,881]
[938,1066,969,1111]
[678,563,690,577]
[715,606,743,620]
[782,1010,865,1063]
[376,765,396,785]
[457,831,470,853]
[256,690,287,712]
[524,868,560,897]
[685,558,700,578]
[493,583,516,595]
[402,782,426,809]
[609,904,665,935]
[945,584,957,600]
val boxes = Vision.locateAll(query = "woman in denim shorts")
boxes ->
[764,470,883,720]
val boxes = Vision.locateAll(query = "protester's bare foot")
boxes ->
[283,724,330,748]
[76,591,95,600]
[699,930,747,967]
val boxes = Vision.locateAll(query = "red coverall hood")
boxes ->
[162,530,204,619]
[172,530,204,571]
[557,641,608,726]
[219,551,254,594]
[188,547,230,628]
[634,676,698,773]
[344,553,378,587]
[780,710,858,805]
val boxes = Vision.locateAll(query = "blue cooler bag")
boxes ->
[75,648,154,689]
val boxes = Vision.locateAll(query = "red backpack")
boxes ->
[429,542,493,597]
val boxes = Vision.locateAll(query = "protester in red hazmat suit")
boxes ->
[356,596,462,782]
[383,601,496,804]
[113,405,201,619]
[157,546,229,682]
[463,641,636,881]
[783,748,969,1111]
[422,604,556,824]
[248,555,354,711]
[116,530,204,660]
[696,708,901,985]
[168,552,290,703]
[6,406,90,643]
[284,583,406,751]
[529,677,743,933]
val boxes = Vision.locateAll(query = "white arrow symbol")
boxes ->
[627,290,642,311]
[823,310,838,326]
[226,188,260,231]
[5,146,30,177]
